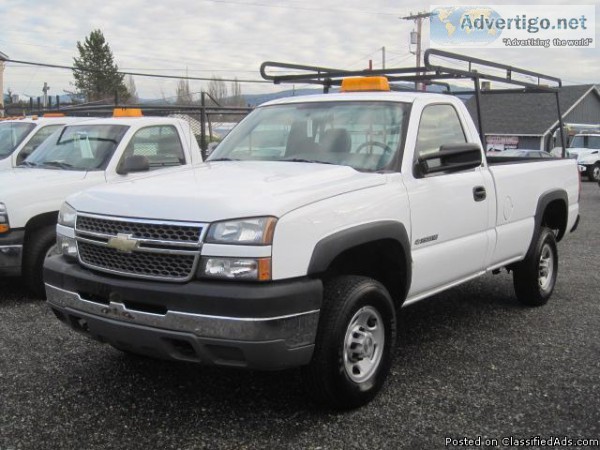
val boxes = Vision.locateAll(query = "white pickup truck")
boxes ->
[45,53,580,409]
[568,133,600,181]
[0,110,202,296]
[0,114,88,170]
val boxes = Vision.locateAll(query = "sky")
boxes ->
[0,0,598,102]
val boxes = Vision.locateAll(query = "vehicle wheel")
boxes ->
[301,275,396,409]
[588,163,600,182]
[512,226,558,306]
[22,225,57,299]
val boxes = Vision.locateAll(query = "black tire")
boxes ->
[22,226,57,299]
[512,226,558,306]
[588,163,600,182]
[301,275,396,409]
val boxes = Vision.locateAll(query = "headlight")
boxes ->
[206,217,277,245]
[58,202,77,227]
[200,257,271,281]
[0,203,8,233]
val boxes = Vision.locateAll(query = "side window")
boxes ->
[415,104,467,158]
[17,125,63,164]
[120,125,186,170]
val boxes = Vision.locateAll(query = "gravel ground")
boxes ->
[1,182,599,450]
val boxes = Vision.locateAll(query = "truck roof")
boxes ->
[64,116,189,128]
[0,115,89,125]
[261,90,450,107]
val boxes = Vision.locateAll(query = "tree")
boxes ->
[207,76,228,106]
[228,78,245,107]
[176,78,193,105]
[125,75,138,104]
[72,29,129,103]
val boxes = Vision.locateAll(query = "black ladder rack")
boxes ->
[260,49,566,154]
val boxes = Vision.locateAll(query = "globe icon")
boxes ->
[430,7,504,46]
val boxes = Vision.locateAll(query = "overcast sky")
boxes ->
[0,0,598,101]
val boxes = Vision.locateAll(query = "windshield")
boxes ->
[24,124,129,170]
[208,101,409,172]
[0,122,36,158]
[569,135,600,149]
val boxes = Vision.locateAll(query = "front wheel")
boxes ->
[22,226,57,298]
[588,163,600,182]
[301,276,396,409]
[512,227,558,306]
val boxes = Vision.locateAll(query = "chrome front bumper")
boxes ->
[46,283,319,369]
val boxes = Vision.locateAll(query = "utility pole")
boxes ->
[401,11,435,89]
[381,46,386,69]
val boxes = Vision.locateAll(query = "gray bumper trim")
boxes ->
[0,245,23,275]
[46,283,319,345]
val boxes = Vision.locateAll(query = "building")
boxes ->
[466,84,600,151]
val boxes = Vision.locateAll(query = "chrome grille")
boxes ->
[75,214,205,281]
[77,216,201,243]
[78,242,196,280]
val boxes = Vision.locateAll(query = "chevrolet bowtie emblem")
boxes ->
[107,233,139,253]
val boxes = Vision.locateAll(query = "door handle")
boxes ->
[473,186,486,202]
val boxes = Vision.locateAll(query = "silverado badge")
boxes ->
[107,233,139,253]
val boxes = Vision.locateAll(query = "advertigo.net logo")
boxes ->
[430,5,595,48]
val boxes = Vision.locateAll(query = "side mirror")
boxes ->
[117,155,150,175]
[415,143,482,177]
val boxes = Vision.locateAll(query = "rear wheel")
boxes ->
[301,275,396,409]
[513,227,558,306]
[22,226,57,298]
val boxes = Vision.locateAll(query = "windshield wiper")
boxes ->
[207,158,240,162]
[17,161,39,168]
[41,161,76,169]
[281,158,335,165]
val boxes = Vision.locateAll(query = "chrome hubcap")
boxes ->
[593,166,600,180]
[343,306,385,383]
[538,243,554,292]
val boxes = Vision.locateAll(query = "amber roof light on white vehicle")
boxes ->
[341,76,390,93]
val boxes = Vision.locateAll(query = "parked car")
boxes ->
[0,109,203,296]
[492,149,555,158]
[45,52,580,409]
[0,114,90,170]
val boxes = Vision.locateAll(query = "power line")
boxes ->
[4,58,270,84]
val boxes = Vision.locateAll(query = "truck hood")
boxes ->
[69,161,387,222]
[568,148,596,157]
[0,168,97,201]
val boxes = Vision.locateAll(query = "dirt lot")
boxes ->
[1,182,599,450]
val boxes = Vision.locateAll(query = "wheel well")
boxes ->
[24,212,58,243]
[322,239,408,309]
[541,199,567,241]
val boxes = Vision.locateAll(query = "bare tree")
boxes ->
[125,75,139,104]
[176,78,193,105]
[207,76,228,106]
[228,78,245,107]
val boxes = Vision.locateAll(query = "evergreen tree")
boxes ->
[72,29,129,102]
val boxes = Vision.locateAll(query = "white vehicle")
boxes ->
[0,114,90,170]
[0,109,202,296]
[46,52,580,409]
[568,133,600,181]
